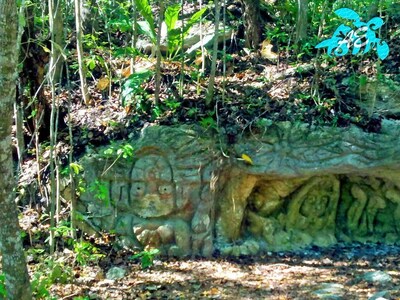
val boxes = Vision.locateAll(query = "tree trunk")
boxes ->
[206,0,221,105]
[0,0,32,299]
[74,0,90,105]
[18,2,51,139]
[154,0,164,106]
[242,0,261,50]
[295,0,308,44]
[49,0,65,84]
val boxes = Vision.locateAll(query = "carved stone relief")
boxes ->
[78,122,400,257]
[337,176,400,244]
[79,126,215,257]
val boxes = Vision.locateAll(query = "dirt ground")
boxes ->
[46,244,400,300]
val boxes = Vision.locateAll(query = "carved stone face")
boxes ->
[130,155,176,218]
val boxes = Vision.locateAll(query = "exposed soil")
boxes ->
[43,244,400,299]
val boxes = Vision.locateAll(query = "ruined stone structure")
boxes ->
[78,121,400,256]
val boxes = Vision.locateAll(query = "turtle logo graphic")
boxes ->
[316,8,389,60]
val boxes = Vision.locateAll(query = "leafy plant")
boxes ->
[135,0,206,57]
[30,258,72,299]
[103,143,135,160]
[199,116,217,130]
[31,272,51,299]
[165,96,181,112]
[0,273,6,299]
[130,248,160,269]
[165,4,207,57]
[121,68,153,108]
[135,0,156,43]
[74,241,105,266]
[88,180,110,206]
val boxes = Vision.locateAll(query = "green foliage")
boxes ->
[61,162,84,176]
[121,69,153,108]
[31,272,52,299]
[0,274,6,299]
[31,258,73,299]
[73,241,105,266]
[135,0,206,57]
[165,96,181,112]
[88,180,110,207]
[103,142,135,160]
[130,248,160,269]
[135,0,156,43]
[165,5,207,57]
[199,116,217,130]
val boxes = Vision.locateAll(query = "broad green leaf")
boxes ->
[167,28,182,53]
[70,162,83,175]
[121,69,153,106]
[186,7,207,30]
[137,20,156,43]
[134,0,156,41]
[165,4,181,31]
[166,7,206,55]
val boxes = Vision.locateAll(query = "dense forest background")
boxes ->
[0,0,400,298]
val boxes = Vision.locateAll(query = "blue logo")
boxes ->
[315,8,389,60]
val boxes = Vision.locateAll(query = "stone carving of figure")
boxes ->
[285,176,340,248]
[125,154,191,256]
[339,177,398,243]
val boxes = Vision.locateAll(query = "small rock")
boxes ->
[106,266,126,280]
[368,290,391,300]
[313,283,345,299]
[362,271,392,285]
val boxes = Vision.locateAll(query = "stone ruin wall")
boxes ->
[78,121,400,257]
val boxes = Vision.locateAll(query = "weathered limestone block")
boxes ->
[233,120,400,178]
[79,120,400,256]
[79,126,215,256]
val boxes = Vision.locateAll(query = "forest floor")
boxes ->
[40,243,400,299]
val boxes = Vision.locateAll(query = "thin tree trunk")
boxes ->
[206,0,221,105]
[0,0,32,299]
[50,0,65,84]
[48,0,60,255]
[15,0,27,169]
[130,0,138,74]
[154,1,165,106]
[74,0,90,105]
[66,69,77,239]
[295,0,308,44]
[179,0,185,98]
[199,0,206,74]
[242,0,261,50]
